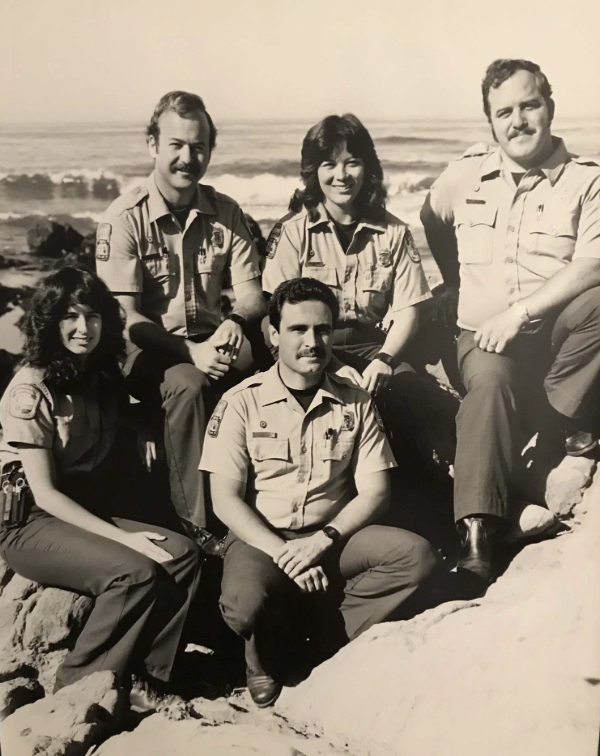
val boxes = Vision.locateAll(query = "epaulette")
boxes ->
[460,142,493,159]
[328,372,371,398]
[571,154,600,168]
[222,372,266,400]
[107,183,149,214]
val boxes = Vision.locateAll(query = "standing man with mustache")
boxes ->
[96,91,265,554]
[421,59,600,589]
[200,277,440,707]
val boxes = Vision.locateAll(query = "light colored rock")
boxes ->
[0,598,23,654]
[1,574,40,602]
[0,557,13,596]
[0,670,124,756]
[0,677,44,721]
[23,587,92,652]
[0,657,37,683]
[545,455,595,516]
[276,470,600,756]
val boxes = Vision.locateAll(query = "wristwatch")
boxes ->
[226,313,247,331]
[374,351,394,367]
[322,525,342,544]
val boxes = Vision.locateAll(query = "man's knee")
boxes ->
[162,531,202,567]
[220,564,291,638]
[382,531,441,586]
[161,363,210,403]
[461,366,518,409]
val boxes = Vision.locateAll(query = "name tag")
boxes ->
[466,199,486,205]
[252,431,278,438]
[305,261,325,267]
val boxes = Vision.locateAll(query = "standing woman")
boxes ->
[262,114,432,444]
[0,267,201,700]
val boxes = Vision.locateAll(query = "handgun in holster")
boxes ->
[0,461,33,528]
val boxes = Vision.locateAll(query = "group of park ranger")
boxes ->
[0,57,598,710]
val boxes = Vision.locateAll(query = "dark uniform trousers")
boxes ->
[124,346,252,533]
[219,525,440,678]
[454,287,600,522]
[0,489,202,691]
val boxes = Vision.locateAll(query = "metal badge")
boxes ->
[212,226,224,248]
[378,250,392,267]
[342,411,355,432]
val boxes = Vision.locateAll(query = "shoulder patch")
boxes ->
[266,223,283,259]
[207,399,228,438]
[96,223,111,261]
[461,142,492,159]
[404,229,421,263]
[9,384,42,420]
[371,401,386,433]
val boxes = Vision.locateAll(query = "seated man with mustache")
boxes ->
[421,59,600,589]
[200,277,440,707]
[96,91,266,554]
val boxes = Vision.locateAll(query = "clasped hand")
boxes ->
[273,533,331,593]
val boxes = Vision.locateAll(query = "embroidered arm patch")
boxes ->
[9,384,42,419]
[96,223,112,261]
[371,402,386,432]
[404,230,421,263]
[266,223,283,259]
[207,400,228,438]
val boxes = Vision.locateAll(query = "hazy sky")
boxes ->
[2,0,600,123]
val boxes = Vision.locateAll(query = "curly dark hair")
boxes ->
[269,277,339,332]
[21,267,126,391]
[482,59,554,122]
[289,113,387,222]
[146,91,217,151]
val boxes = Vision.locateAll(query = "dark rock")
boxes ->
[27,220,84,258]
[0,676,44,721]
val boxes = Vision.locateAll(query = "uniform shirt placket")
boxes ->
[505,172,542,305]
[181,215,199,333]
[341,225,359,320]
[289,409,314,529]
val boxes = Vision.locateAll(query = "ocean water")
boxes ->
[1,117,599,261]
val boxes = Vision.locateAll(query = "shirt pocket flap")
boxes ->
[455,205,498,229]
[530,214,576,238]
[301,265,339,287]
[321,440,353,461]
[249,438,290,462]
[362,268,394,293]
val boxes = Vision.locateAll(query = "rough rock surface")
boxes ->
[0,670,124,756]
[275,470,600,756]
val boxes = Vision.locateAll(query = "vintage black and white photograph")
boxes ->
[0,0,599,753]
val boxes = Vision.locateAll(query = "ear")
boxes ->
[547,98,555,124]
[268,324,279,349]
[148,135,158,160]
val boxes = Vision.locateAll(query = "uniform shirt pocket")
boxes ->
[195,249,227,275]
[528,213,577,259]
[319,439,354,478]
[455,205,498,265]
[248,438,290,480]
[361,267,394,293]
[300,265,339,288]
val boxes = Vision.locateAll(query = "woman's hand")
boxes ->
[360,359,393,394]
[119,531,172,563]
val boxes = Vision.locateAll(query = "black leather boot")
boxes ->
[245,638,282,708]
[456,517,493,585]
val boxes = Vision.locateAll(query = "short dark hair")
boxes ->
[268,278,339,332]
[146,91,217,151]
[21,266,126,390]
[482,59,554,121]
[289,113,387,222]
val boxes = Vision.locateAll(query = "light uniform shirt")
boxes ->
[96,173,261,339]
[423,139,600,331]
[199,364,396,531]
[0,367,119,475]
[262,204,431,325]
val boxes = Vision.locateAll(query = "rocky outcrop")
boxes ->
[275,469,600,756]
[26,220,84,259]
[0,670,125,756]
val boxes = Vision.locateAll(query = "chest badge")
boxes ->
[211,226,224,249]
[342,411,355,432]
[378,250,392,267]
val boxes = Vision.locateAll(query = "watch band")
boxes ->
[322,525,342,544]
[226,313,248,330]
[374,351,394,367]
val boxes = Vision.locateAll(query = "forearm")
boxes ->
[327,487,389,539]
[381,307,419,361]
[214,494,285,557]
[520,259,600,320]
[125,310,193,362]
[230,288,267,324]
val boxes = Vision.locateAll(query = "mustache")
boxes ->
[298,348,326,358]
[174,163,200,174]
[509,127,535,139]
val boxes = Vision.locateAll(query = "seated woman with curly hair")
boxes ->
[0,267,201,706]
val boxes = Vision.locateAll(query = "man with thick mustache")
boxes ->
[96,91,265,553]
[200,277,439,707]
[421,59,600,587]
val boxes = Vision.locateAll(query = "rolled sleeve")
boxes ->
[199,395,249,482]
[573,180,600,261]
[390,229,432,312]
[352,399,397,477]
[95,211,142,294]
[262,224,302,294]
[228,208,262,286]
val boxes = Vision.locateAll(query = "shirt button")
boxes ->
[185,292,192,301]
[508,226,516,233]
[301,445,306,454]
[293,503,300,512]
[298,475,304,483]
[506,256,514,263]
[345,303,351,311]
[342,453,347,459]
[508,287,515,294]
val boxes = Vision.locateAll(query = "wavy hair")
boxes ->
[289,114,387,222]
[21,266,126,391]
[146,91,217,151]
[482,59,554,122]
[269,277,339,331]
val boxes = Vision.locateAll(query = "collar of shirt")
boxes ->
[146,172,218,224]
[257,363,345,411]
[306,203,387,234]
[481,138,570,187]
